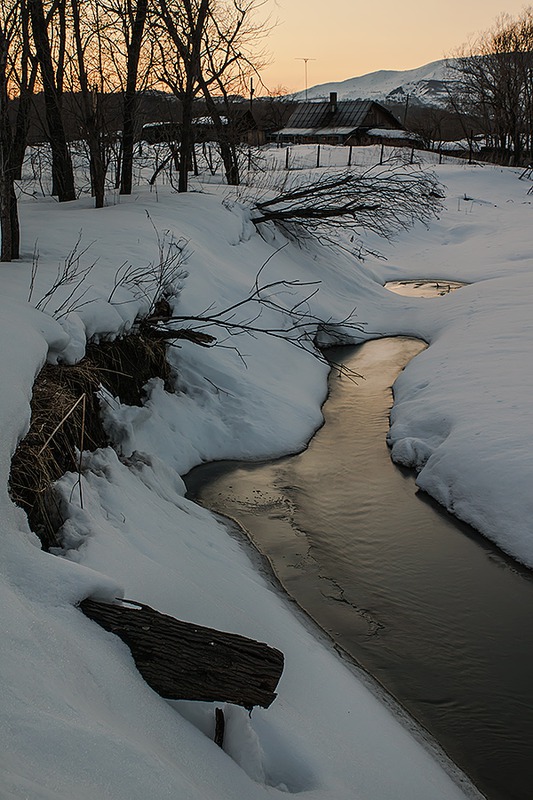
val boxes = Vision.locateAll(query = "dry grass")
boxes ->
[86,331,173,406]
[9,333,172,550]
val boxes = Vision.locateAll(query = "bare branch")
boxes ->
[250,160,444,242]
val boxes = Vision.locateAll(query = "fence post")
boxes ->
[316,144,321,168]
[380,142,385,165]
[348,145,353,167]
[285,147,290,170]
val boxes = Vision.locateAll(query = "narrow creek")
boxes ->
[185,281,533,800]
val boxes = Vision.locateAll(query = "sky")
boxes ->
[259,0,532,93]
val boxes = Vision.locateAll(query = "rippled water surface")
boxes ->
[186,296,533,800]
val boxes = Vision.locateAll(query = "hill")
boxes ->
[292,59,457,108]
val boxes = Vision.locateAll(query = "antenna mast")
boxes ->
[295,57,316,101]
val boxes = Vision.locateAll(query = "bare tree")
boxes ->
[120,0,149,194]
[69,0,109,206]
[6,0,40,180]
[196,0,269,186]
[28,0,76,200]
[449,9,533,165]
[152,0,269,191]
[99,0,151,195]
[152,0,209,193]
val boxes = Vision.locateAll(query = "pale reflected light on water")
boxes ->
[186,284,533,800]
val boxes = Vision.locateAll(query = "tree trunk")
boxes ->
[120,0,148,195]
[11,0,36,181]
[12,87,33,181]
[28,0,75,201]
[0,24,20,261]
[178,91,194,193]
[0,173,19,262]
[71,0,106,207]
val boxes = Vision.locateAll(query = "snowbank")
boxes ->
[3,149,529,799]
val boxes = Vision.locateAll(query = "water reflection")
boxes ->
[385,279,465,297]
[186,322,533,800]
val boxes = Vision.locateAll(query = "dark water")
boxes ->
[186,334,533,800]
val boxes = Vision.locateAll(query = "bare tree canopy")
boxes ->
[449,8,533,165]
[152,0,270,190]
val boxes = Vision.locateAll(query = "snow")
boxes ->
[366,128,419,140]
[2,143,530,799]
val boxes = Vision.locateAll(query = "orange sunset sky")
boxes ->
[258,0,532,93]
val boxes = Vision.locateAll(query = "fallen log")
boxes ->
[79,598,284,710]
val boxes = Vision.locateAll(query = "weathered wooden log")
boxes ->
[79,598,284,710]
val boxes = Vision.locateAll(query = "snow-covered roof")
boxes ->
[367,128,419,140]
[277,126,358,137]
[142,121,174,129]
[438,139,481,152]
[193,115,229,125]
[282,98,403,133]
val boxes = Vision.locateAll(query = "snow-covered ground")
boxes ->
[2,144,531,799]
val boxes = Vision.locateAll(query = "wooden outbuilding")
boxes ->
[275,93,407,146]
[141,107,265,146]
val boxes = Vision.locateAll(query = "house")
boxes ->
[192,107,265,146]
[275,93,408,146]
[141,105,265,146]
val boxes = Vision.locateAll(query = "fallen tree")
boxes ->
[250,160,444,242]
[80,597,284,710]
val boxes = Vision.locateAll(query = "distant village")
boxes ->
[11,80,481,163]
[133,89,475,157]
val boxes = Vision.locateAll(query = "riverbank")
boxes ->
[1,147,532,798]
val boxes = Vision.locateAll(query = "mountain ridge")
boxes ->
[291,58,458,108]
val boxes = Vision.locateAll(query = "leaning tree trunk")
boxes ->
[28,0,76,201]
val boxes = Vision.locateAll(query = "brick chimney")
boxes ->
[329,92,338,113]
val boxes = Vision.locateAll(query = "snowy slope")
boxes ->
[291,58,457,106]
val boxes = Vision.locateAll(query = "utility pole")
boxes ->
[295,57,316,101]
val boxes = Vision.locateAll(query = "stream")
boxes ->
[185,281,533,800]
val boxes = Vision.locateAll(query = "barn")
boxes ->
[275,93,408,146]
